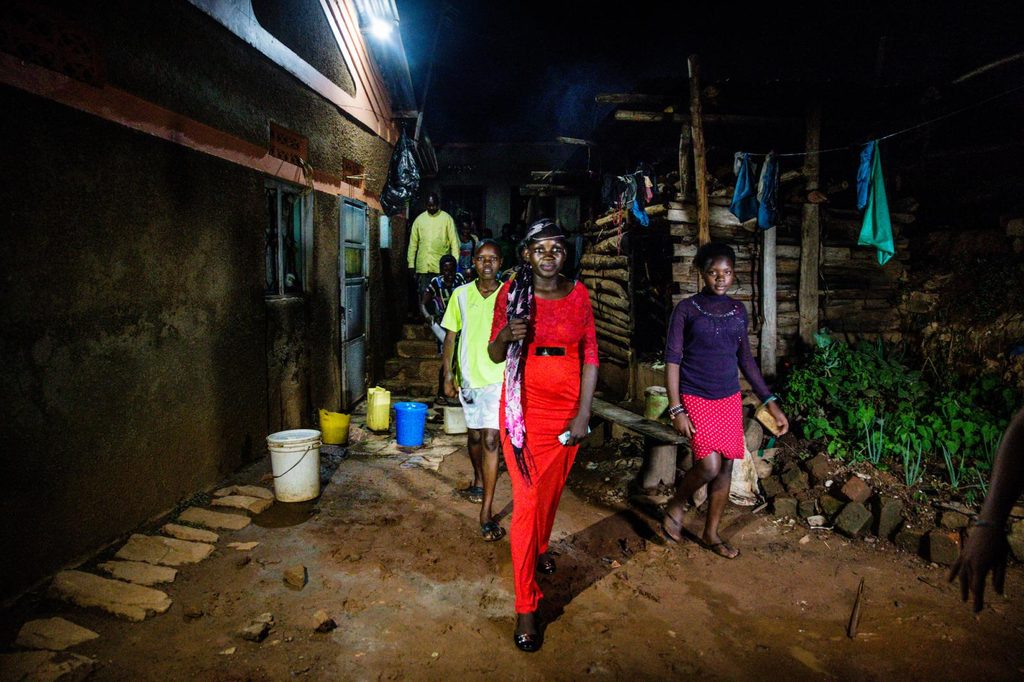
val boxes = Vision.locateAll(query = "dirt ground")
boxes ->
[3,417,1024,681]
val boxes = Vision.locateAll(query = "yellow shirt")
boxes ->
[407,210,459,273]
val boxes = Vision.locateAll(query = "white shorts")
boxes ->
[458,383,502,430]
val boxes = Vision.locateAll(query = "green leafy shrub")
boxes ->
[783,330,1018,499]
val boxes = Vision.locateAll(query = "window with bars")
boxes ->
[265,185,308,296]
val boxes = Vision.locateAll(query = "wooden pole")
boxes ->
[760,227,778,378]
[678,124,692,201]
[688,55,710,246]
[799,101,822,346]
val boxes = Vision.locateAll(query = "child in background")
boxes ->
[662,242,788,559]
[441,240,506,540]
[421,254,465,405]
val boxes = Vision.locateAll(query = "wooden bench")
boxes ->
[590,397,689,488]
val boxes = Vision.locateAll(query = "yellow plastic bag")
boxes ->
[319,409,351,445]
[367,386,391,432]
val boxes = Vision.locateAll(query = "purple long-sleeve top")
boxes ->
[664,291,772,401]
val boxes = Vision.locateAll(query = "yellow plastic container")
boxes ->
[319,409,351,445]
[367,386,391,432]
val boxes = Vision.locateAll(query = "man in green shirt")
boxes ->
[408,193,459,295]
[441,240,506,542]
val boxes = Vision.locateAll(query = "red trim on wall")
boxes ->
[0,53,382,210]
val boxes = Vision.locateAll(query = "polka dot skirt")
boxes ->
[681,392,746,460]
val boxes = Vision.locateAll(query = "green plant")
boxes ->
[902,439,925,487]
[862,416,886,465]
[941,444,966,490]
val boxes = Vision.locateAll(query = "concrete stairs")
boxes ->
[382,324,443,397]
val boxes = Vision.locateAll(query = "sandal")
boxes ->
[661,511,685,544]
[457,486,484,503]
[703,540,740,559]
[536,553,556,575]
[481,520,506,542]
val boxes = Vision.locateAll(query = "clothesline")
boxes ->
[738,82,1024,158]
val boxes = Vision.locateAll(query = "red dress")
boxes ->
[490,280,598,614]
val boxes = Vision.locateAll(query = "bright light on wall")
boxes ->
[379,215,391,248]
[369,18,394,41]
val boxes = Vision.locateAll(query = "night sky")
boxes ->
[396,0,1023,144]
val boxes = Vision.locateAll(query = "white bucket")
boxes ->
[266,429,322,502]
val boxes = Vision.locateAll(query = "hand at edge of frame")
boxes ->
[949,525,1009,613]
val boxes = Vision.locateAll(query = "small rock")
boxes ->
[220,647,236,655]
[162,523,219,544]
[807,515,827,528]
[312,610,337,633]
[284,565,308,590]
[895,528,925,555]
[835,502,873,537]
[114,534,214,567]
[178,507,251,531]
[212,495,273,515]
[798,499,817,518]
[49,571,172,622]
[761,476,785,498]
[183,604,204,620]
[872,497,905,540]
[804,453,831,484]
[215,485,275,501]
[98,560,178,586]
[15,617,99,651]
[799,534,811,545]
[0,651,95,680]
[1007,521,1024,561]
[840,476,872,504]
[819,494,844,518]
[938,511,970,530]
[782,468,810,493]
[926,529,961,565]
[772,497,798,519]
[239,620,271,642]
[228,542,260,551]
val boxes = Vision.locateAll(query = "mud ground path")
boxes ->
[3,438,1023,680]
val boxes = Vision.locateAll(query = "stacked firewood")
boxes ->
[669,197,913,358]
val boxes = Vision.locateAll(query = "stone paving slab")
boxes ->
[162,523,219,544]
[98,560,178,586]
[178,506,251,530]
[0,650,95,681]
[15,617,99,651]
[214,485,275,500]
[114,534,214,566]
[49,571,172,622]
[210,495,273,514]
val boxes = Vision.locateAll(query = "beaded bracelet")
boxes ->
[667,404,687,418]
[763,394,780,404]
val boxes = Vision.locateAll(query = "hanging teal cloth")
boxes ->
[857,141,895,265]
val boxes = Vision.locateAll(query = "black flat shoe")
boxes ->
[514,632,541,652]
[536,553,556,575]
[514,613,541,652]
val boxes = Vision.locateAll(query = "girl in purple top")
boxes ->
[663,242,788,558]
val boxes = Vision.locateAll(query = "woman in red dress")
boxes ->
[488,219,599,652]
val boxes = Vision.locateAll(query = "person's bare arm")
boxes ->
[949,408,1024,612]
[442,330,458,398]
[566,364,599,445]
[665,362,694,438]
[488,319,527,364]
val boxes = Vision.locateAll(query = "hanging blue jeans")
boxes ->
[757,152,779,229]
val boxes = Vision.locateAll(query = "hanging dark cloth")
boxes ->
[757,152,779,229]
[380,129,421,216]
[856,140,895,265]
[729,152,758,222]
